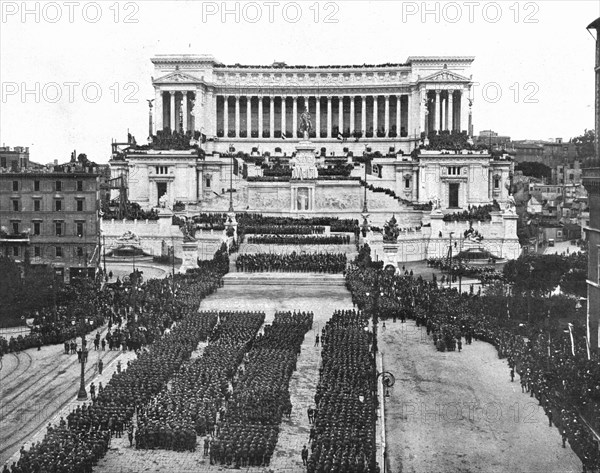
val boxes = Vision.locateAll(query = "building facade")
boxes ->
[0,170,100,281]
[150,55,474,154]
[0,146,30,170]
[584,18,600,350]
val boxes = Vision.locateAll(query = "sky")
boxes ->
[1,0,599,164]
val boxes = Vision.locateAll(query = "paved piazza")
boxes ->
[2,269,582,473]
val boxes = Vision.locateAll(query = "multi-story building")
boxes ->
[0,166,100,281]
[0,146,30,170]
[584,18,600,350]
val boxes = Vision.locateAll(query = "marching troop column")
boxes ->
[270,96,275,138]
[258,96,264,137]
[361,96,367,136]
[315,97,321,137]
[384,95,390,137]
[235,95,240,137]
[223,95,229,136]
[327,96,332,138]
[170,91,176,131]
[292,96,298,137]
[350,97,355,134]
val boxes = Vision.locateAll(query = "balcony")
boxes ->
[0,232,30,243]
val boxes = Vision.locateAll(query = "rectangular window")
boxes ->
[76,247,84,257]
[55,200,62,212]
[55,180,62,192]
[206,177,211,188]
[13,246,19,257]
[405,178,410,189]
[34,246,41,257]
[76,222,84,236]
[12,200,19,211]
[77,180,83,191]
[33,199,41,211]
[33,222,41,235]
[494,178,500,189]
[12,222,19,234]
[55,222,63,236]
[55,246,63,257]
[34,180,40,191]
[12,181,19,191]
[76,199,84,212]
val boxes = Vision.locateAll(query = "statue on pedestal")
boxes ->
[299,107,313,141]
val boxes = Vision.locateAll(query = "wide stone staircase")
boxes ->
[223,272,346,286]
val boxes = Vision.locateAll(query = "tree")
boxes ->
[571,129,595,159]
[515,162,551,180]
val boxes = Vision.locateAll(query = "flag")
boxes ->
[233,157,239,176]
[337,132,343,141]
[281,132,287,140]
[568,323,575,356]
[201,133,207,143]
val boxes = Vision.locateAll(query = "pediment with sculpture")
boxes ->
[153,72,202,85]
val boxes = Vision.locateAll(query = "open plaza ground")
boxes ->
[0,261,583,473]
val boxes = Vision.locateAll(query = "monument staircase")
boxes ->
[362,184,423,227]
[223,271,346,287]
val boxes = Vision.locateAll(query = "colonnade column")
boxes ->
[327,96,332,138]
[361,96,367,136]
[155,89,163,133]
[350,97,355,134]
[448,90,454,132]
[434,90,440,132]
[223,95,229,136]
[234,95,240,137]
[460,89,468,133]
[316,97,321,138]
[338,96,344,135]
[373,96,378,135]
[281,97,287,137]
[384,95,390,137]
[258,96,263,137]
[406,95,412,139]
[246,96,252,137]
[395,95,401,137]
[269,96,275,137]
[170,91,176,131]
[292,96,298,138]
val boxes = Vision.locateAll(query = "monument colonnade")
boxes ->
[153,88,469,138]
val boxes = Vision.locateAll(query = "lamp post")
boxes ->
[74,317,93,400]
[448,232,455,288]
[362,146,370,213]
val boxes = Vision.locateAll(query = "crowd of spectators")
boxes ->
[236,252,347,273]
[246,235,351,245]
[0,280,110,357]
[345,256,600,472]
[442,203,500,222]
[241,225,325,236]
[308,309,377,473]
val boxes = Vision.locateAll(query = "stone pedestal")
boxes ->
[179,241,198,273]
[292,141,318,180]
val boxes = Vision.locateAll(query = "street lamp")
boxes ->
[448,232,455,288]
[73,317,93,400]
